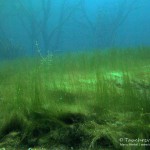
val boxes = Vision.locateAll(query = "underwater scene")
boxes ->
[0,0,150,150]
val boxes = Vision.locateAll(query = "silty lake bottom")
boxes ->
[0,48,150,150]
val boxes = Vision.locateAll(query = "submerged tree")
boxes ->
[0,0,25,59]
[0,0,84,56]
[15,0,83,55]
[75,0,139,48]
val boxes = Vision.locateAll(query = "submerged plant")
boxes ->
[0,48,150,149]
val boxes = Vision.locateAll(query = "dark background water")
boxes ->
[0,0,150,58]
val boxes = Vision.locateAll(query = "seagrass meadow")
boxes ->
[0,47,150,150]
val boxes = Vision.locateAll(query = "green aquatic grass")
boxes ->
[0,47,150,149]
